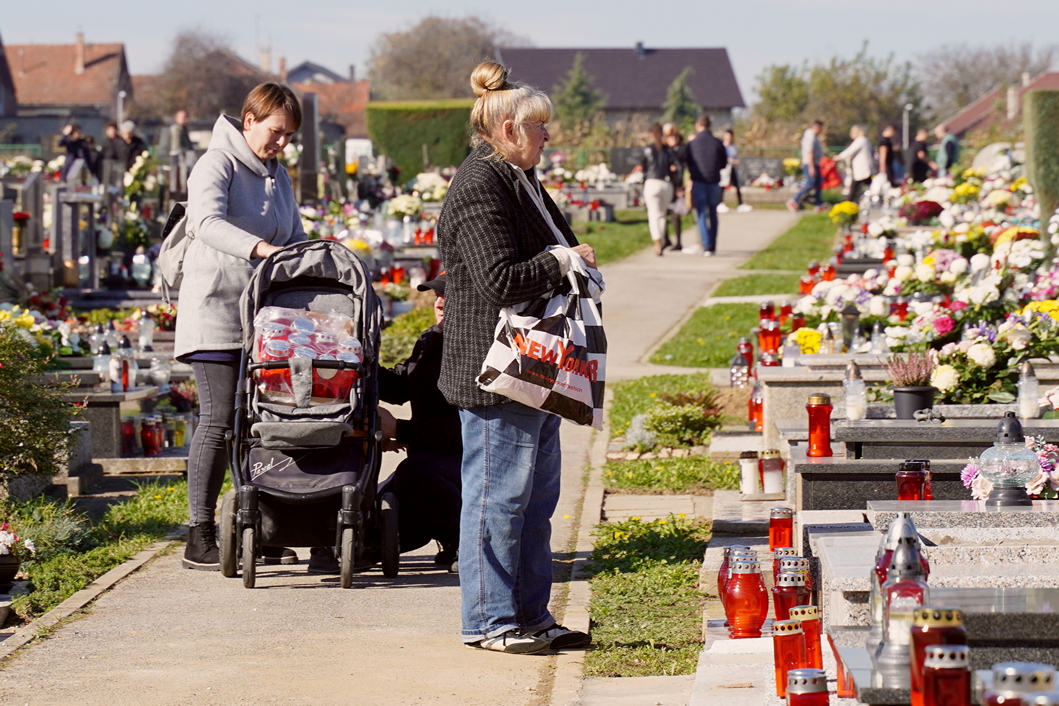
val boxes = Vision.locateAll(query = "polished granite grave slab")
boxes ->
[836,419,1059,460]
[869,500,1059,530]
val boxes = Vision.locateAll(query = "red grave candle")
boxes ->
[806,393,833,457]
[922,645,971,706]
[772,619,808,698]
[786,667,829,706]
[910,607,966,706]
[769,507,794,551]
[896,461,929,501]
[724,560,769,639]
[788,605,823,670]
[772,571,810,622]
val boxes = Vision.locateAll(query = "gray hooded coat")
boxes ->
[174,115,307,359]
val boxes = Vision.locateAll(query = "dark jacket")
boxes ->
[378,325,461,457]
[58,135,93,180]
[637,144,674,181]
[686,130,728,184]
[101,137,124,163]
[437,143,578,409]
[669,143,687,187]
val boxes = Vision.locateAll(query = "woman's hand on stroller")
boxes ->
[252,241,283,259]
[378,409,406,453]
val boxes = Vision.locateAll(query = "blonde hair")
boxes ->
[850,124,866,138]
[469,62,552,161]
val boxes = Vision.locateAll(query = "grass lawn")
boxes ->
[604,457,739,495]
[712,272,803,298]
[609,373,718,437]
[738,213,836,271]
[652,303,759,368]
[6,479,189,621]
[574,210,695,266]
[583,515,711,677]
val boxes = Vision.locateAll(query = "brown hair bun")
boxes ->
[470,62,510,97]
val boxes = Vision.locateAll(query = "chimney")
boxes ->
[1007,85,1019,121]
[634,42,645,60]
[74,32,85,75]
[259,48,271,74]
[349,64,356,82]
[1023,72,1032,87]
[279,56,288,83]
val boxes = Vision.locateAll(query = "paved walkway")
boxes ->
[0,210,796,705]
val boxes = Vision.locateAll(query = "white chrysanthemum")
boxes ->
[949,258,969,275]
[869,296,888,318]
[915,264,936,282]
[970,253,991,272]
[897,253,915,267]
[894,265,914,282]
[931,365,960,392]
[967,342,997,368]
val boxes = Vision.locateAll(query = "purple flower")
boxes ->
[960,462,980,489]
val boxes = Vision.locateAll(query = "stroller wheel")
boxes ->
[219,490,238,578]
[339,527,356,589]
[242,527,257,589]
[380,492,400,579]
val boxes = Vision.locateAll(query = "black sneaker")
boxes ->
[307,546,340,574]
[261,547,298,565]
[182,522,220,571]
[533,623,591,649]
[434,546,457,567]
[466,629,549,654]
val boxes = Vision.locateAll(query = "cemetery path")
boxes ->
[0,210,796,706]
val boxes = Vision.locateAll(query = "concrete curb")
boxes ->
[550,398,612,706]
[0,525,187,662]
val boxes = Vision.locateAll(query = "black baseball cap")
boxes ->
[416,271,446,295]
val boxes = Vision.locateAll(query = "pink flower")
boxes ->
[933,316,955,335]
[950,301,969,311]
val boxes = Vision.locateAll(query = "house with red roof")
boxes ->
[940,72,1059,137]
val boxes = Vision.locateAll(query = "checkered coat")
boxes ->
[437,143,579,409]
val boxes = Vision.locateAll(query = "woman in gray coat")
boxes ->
[175,83,306,570]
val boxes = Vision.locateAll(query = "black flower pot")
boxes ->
[891,386,937,420]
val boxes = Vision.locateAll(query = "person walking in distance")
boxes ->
[788,120,825,212]
[832,124,875,204]
[907,129,932,184]
[877,124,901,186]
[721,129,752,213]
[686,115,727,257]
[933,124,960,178]
[662,123,687,251]
[637,123,675,257]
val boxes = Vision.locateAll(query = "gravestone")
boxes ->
[0,201,11,265]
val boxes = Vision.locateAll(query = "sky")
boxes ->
[4,0,1059,104]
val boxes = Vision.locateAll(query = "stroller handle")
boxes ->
[248,360,363,373]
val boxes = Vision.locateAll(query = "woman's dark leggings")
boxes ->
[188,360,239,526]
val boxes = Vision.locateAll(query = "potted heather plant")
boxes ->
[885,351,938,419]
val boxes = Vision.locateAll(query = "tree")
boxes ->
[138,30,266,122]
[551,52,606,142]
[367,17,527,100]
[750,44,922,146]
[915,42,1058,121]
[660,68,701,134]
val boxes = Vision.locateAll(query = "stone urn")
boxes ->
[891,386,937,420]
[0,556,20,593]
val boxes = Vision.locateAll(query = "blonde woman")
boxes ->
[437,61,594,655]
[637,123,675,256]
[833,124,875,204]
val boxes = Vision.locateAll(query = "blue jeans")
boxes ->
[794,164,822,207]
[458,403,562,642]
[692,182,723,252]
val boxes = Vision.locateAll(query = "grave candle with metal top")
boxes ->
[761,449,785,494]
[760,300,776,321]
[1026,694,1059,705]
[877,536,930,668]
[922,644,971,706]
[984,663,1057,705]
[788,605,823,670]
[760,318,782,355]
[769,507,794,550]
[749,380,764,432]
[910,607,966,706]
[909,458,934,500]
[772,546,798,583]
[896,460,929,501]
[772,571,810,622]
[717,546,753,609]
[779,556,813,590]
[806,394,833,457]
[772,619,808,698]
[787,667,829,705]
[738,451,760,495]
[725,560,769,638]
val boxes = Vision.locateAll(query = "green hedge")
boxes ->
[366,100,475,182]
[1025,90,1059,229]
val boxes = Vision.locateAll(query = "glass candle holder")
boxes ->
[761,449,785,494]
[779,301,793,327]
[717,545,753,609]
[788,605,823,670]
[922,645,971,706]
[778,557,813,590]
[749,381,764,433]
[772,572,810,622]
[910,607,966,706]
[772,547,798,583]
[725,560,769,639]
[737,337,755,367]
[760,300,776,321]
[769,507,794,551]
[820,263,836,282]
[739,451,760,495]
[772,619,808,698]
[791,314,806,332]
[807,261,820,276]
[1025,694,1059,705]
[759,319,782,355]
[984,663,1056,705]
[798,275,816,295]
[908,458,934,501]
[806,393,833,457]
[896,461,929,501]
[787,667,829,706]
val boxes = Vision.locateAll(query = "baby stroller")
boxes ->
[219,240,397,588]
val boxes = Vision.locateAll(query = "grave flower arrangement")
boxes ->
[411,172,449,202]
[901,200,944,225]
[829,201,859,228]
[960,437,1059,500]
[0,524,36,562]
[783,158,802,177]
[386,194,422,219]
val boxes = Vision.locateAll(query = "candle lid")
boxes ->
[1027,693,1059,705]
[762,449,782,460]
[846,360,863,381]
[739,450,759,460]
[806,393,831,405]
[912,607,963,628]
[730,560,761,574]
[776,571,806,587]
[1022,361,1037,379]
[992,663,1056,694]
[787,668,827,694]
[773,547,798,558]
[770,507,794,519]
[923,644,969,670]
[907,458,932,470]
[788,605,819,621]
[773,619,803,635]
[722,545,753,558]
[897,460,927,474]
[778,557,809,572]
